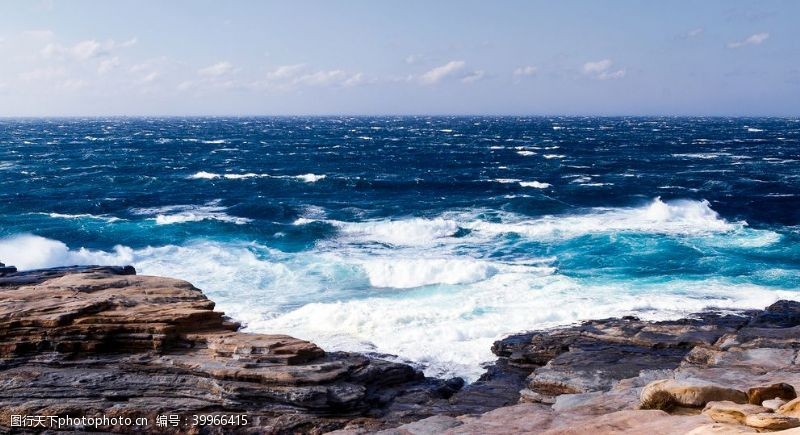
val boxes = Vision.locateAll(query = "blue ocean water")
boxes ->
[1,117,798,379]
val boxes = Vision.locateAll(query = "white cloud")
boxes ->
[23,29,54,40]
[97,57,120,74]
[71,40,103,60]
[61,79,87,91]
[419,60,465,85]
[18,66,66,81]
[198,61,234,77]
[139,71,159,83]
[461,70,485,83]
[686,28,704,38]
[119,37,138,48]
[513,65,538,77]
[41,38,137,61]
[727,32,769,48]
[405,54,422,64]
[582,59,626,80]
[250,64,365,91]
[583,59,613,74]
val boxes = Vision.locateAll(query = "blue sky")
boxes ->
[0,0,798,116]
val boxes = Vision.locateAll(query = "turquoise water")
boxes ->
[1,117,798,379]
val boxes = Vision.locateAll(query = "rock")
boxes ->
[552,392,605,413]
[749,300,800,328]
[641,379,748,407]
[779,398,800,417]
[744,413,800,430]
[377,415,462,434]
[445,403,555,434]
[765,398,789,411]
[0,267,464,433]
[541,410,711,435]
[686,423,758,434]
[749,383,798,405]
[519,388,557,404]
[702,401,769,424]
[5,265,800,434]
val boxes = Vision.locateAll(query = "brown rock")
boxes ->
[744,413,800,430]
[641,379,748,408]
[779,398,800,417]
[686,423,758,434]
[748,383,797,405]
[0,267,462,433]
[702,401,769,424]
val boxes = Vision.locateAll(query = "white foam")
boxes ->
[519,181,551,189]
[223,173,260,179]
[252,275,796,380]
[543,154,566,159]
[294,173,326,183]
[37,212,122,223]
[0,234,134,270]
[494,178,521,184]
[0,232,793,381]
[517,150,536,156]
[465,198,740,239]
[333,217,461,246]
[746,127,764,132]
[188,171,220,179]
[132,203,251,225]
[188,171,326,183]
[362,258,496,288]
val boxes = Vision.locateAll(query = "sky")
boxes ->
[0,0,798,116]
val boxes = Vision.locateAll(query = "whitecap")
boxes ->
[361,258,496,288]
[519,181,551,189]
[131,203,251,225]
[36,212,122,223]
[188,171,221,179]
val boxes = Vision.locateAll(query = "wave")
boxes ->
[519,181,551,188]
[296,198,755,248]
[0,232,794,381]
[35,212,122,223]
[328,217,461,246]
[187,171,326,183]
[188,171,220,179]
[0,234,134,270]
[251,276,798,380]
[362,258,497,288]
[466,197,739,239]
[131,203,251,225]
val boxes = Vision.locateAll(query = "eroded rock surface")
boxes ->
[0,267,463,434]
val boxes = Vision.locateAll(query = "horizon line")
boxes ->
[1,113,799,119]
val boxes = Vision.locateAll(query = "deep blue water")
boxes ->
[1,117,798,379]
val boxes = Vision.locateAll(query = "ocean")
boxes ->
[1,116,798,380]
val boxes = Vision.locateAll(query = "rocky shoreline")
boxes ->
[1,266,798,434]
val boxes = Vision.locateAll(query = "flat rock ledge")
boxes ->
[0,266,466,434]
[2,266,799,434]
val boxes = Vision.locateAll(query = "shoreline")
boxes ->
[1,265,799,434]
